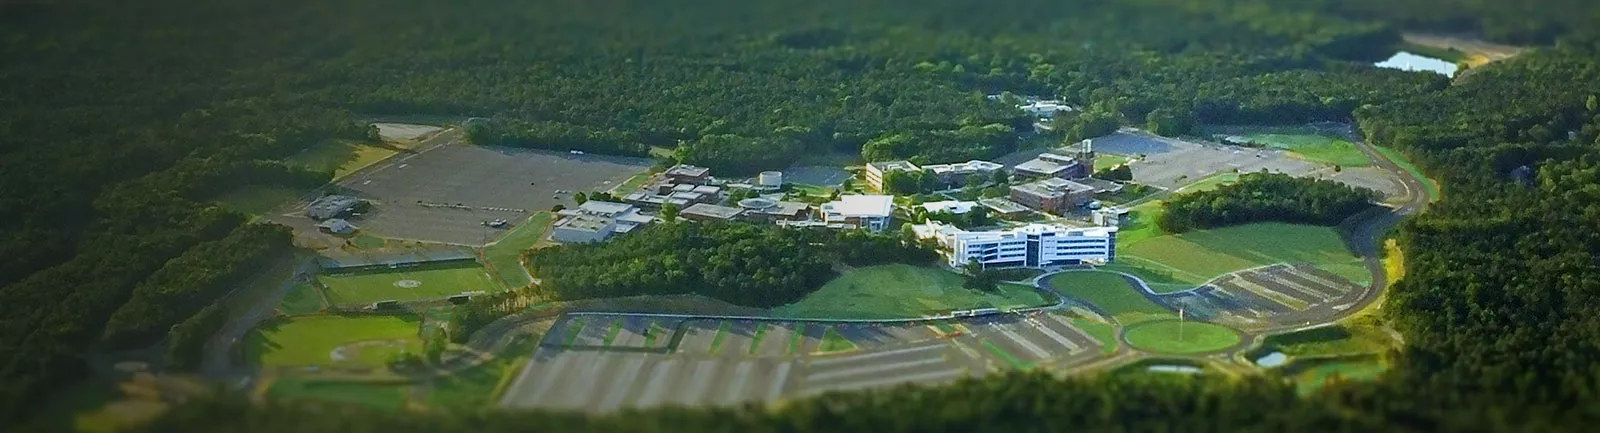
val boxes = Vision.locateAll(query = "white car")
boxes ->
[570,150,585,155]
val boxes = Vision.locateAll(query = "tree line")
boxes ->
[1158,172,1380,232]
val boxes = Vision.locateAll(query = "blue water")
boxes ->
[1255,352,1288,367]
[1375,52,1458,76]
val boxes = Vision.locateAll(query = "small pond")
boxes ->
[1375,52,1458,76]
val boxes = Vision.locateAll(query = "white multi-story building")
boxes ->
[917,221,1116,269]
[821,195,895,231]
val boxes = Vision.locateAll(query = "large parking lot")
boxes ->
[500,313,1110,412]
[333,140,650,245]
[1092,131,1323,190]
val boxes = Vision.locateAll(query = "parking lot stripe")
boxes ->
[807,357,948,383]
[558,352,615,409]
[595,355,649,411]
[632,358,678,408]
[765,361,794,402]
[990,323,1052,359]
[518,352,576,406]
[805,368,965,395]
[680,359,720,405]
[1028,317,1081,353]
[720,360,755,405]
[1045,315,1097,346]
[808,344,944,367]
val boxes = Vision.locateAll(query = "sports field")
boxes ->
[318,262,499,305]
[244,314,423,368]
[1113,222,1369,293]
[268,377,410,411]
[484,212,553,288]
[1124,320,1241,354]
[1241,134,1371,167]
[770,264,1051,319]
[1047,271,1173,324]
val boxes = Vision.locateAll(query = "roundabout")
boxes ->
[1123,320,1242,355]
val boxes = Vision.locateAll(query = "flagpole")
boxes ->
[1179,307,1185,342]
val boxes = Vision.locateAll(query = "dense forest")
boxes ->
[1158,172,1379,232]
[4,0,1600,430]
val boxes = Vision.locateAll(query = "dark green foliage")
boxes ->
[164,304,227,372]
[1159,172,1378,232]
[861,124,1018,164]
[467,119,649,156]
[1095,165,1134,181]
[526,223,835,308]
[828,229,941,267]
[675,134,802,175]
[100,224,293,349]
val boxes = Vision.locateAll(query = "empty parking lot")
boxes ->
[334,140,650,245]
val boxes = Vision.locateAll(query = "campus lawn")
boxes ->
[1115,200,1168,246]
[268,377,410,411]
[1047,271,1173,325]
[286,139,410,179]
[318,263,499,305]
[1123,320,1241,354]
[213,185,303,217]
[484,212,553,288]
[1375,146,1441,201]
[427,335,540,410]
[770,264,1051,319]
[1115,222,1370,292]
[244,314,423,368]
[1241,134,1371,167]
[276,283,327,315]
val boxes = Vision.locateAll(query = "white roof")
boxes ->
[919,200,977,215]
[579,200,633,216]
[824,195,894,218]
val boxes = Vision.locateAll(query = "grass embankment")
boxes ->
[1067,316,1120,355]
[770,264,1050,319]
[267,378,410,411]
[1048,271,1172,325]
[1110,222,1369,294]
[1173,172,1240,194]
[427,335,541,410]
[276,283,327,315]
[483,212,553,289]
[245,314,424,368]
[318,262,499,305]
[1240,134,1371,167]
[287,139,413,179]
[1375,146,1441,201]
[1123,320,1241,354]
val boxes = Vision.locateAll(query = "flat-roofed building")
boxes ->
[918,200,979,215]
[738,198,811,223]
[680,203,743,221]
[1010,178,1096,215]
[550,201,654,243]
[1013,152,1090,180]
[979,198,1032,218]
[916,221,1116,269]
[664,164,712,184]
[821,195,895,231]
[921,160,1003,186]
[863,160,919,192]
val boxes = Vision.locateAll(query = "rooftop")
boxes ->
[823,195,894,218]
[578,200,634,216]
[979,198,1032,214]
[557,215,612,233]
[1013,158,1070,175]
[923,160,1003,174]
[681,203,743,220]
[665,164,711,178]
[919,200,978,215]
[1035,177,1096,193]
[868,160,920,173]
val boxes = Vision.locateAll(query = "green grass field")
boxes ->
[1375,146,1441,201]
[276,283,327,315]
[245,314,423,368]
[1068,316,1120,355]
[286,139,411,179]
[1290,357,1387,395]
[1123,320,1241,354]
[318,262,499,305]
[484,212,553,288]
[427,335,540,410]
[1260,324,1395,358]
[818,327,857,353]
[268,377,410,411]
[770,265,1051,319]
[213,185,304,217]
[1173,172,1240,194]
[609,172,654,194]
[1241,134,1371,167]
[1114,222,1369,293]
[1048,271,1173,324]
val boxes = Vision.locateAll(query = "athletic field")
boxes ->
[244,314,423,368]
[318,262,499,305]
